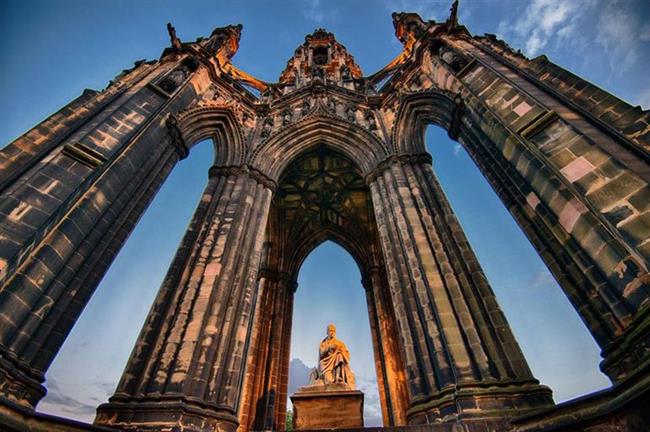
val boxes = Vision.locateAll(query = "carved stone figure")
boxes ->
[260,117,273,138]
[345,103,356,122]
[365,108,377,130]
[340,63,351,81]
[313,66,326,81]
[439,46,467,72]
[327,98,337,113]
[282,108,293,126]
[157,67,188,94]
[308,324,355,389]
[205,33,227,55]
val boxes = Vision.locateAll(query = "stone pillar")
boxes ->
[237,273,274,432]
[275,279,295,432]
[240,269,294,432]
[0,118,185,409]
[0,56,202,408]
[95,165,274,432]
[367,154,553,425]
[429,35,650,384]
[362,266,409,426]
[457,121,649,385]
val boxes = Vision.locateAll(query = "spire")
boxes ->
[278,29,362,89]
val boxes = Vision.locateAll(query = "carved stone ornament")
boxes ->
[157,66,189,94]
[260,117,273,138]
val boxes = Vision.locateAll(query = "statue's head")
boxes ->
[327,324,336,338]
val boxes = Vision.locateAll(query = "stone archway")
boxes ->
[238,145,408,431]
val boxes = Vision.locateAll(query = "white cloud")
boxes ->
[530,270,556,289]
[595,3,644,73]
[526,33,544,56]
[38,377,114,422]
[556,22,576,40]
[501,0,584,56]
[356,375,383,426]
[497,0,648,74]
[640,23,650,41]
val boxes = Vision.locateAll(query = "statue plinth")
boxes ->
[291,324,362,430]
[290,384,364,430]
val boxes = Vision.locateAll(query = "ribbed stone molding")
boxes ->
[367,155,554,423]
[362,266,410,426]
[208,164,278,192]
[95,167,273,432]
[238,269,294,432]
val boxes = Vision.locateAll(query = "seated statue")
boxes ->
[308,324,355,390]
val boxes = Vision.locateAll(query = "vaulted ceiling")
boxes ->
[267,145,380,277]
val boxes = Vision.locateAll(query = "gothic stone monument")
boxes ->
[290,324,364,430]
[0,3,649,432]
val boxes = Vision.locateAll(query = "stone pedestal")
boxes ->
[290,385,364,430]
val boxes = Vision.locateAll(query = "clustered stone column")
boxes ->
[237,269,295,432]
[95,165,274,432]
[456,118,649,385]
[429,33,650,385]
[0,118,185,408]
[362,265,409,426]
[366,153,554,425]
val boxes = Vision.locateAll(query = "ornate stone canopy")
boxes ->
[279,29,363,89]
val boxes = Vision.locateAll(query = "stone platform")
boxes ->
[290,385,364,430]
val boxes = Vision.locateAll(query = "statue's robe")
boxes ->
[318,336,355,388]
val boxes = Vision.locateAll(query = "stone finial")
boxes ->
[449,0,459,28]
[205,24,243,59]
[167,22,182,53]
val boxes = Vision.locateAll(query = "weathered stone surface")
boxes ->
[291,388,364,430]
[0,6,648,432]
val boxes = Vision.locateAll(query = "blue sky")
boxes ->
[2,0,648,426]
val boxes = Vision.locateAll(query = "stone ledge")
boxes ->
[95,397,239,432]
[0,397,116,432]
[512,362,650,431]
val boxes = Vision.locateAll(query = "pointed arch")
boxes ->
[176,104,246,166]
[288,227,373,279]
[267,144,380,274]
[249,114,389,181]
[392,91,458,155]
